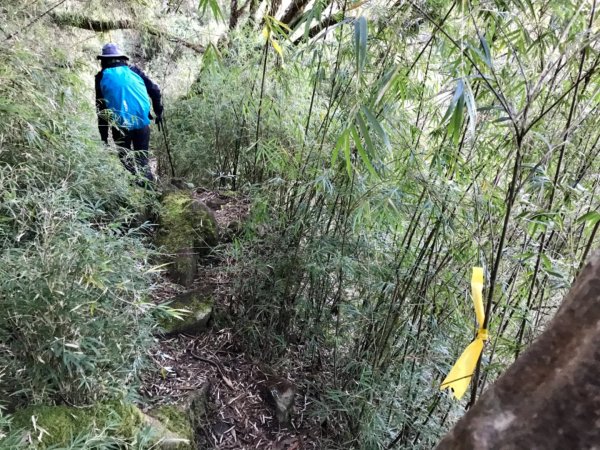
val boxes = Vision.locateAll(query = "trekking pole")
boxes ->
[161,114,176,178]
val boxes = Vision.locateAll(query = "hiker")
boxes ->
[95,43,163,182]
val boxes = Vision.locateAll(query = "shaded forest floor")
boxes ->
[140,188,326,449]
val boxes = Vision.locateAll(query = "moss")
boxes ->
[159,291,214,334]
[157,191,195,252]
[156,190,218,287]
[11,402,144,448]
[156,191,218,286]
[188,382,211,444]
[149,405,193,442]
[156,191,218,255]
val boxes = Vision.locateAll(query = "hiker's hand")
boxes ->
[155,115,163,131]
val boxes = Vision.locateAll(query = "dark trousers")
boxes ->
[112,126,154,181]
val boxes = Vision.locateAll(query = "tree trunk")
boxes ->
[437,250,600,449]
[292,10,344,44]
[229,0,240,29]
[270,0,283,18]
[51,13,133,31]
[247,0,259,25]
[279,0,312,26]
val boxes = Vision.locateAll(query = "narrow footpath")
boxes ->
[140,188,323,449]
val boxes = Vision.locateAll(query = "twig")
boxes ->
[161,116,176,177]
[190,349,233,388]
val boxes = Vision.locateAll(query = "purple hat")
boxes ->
[97,43,129,60]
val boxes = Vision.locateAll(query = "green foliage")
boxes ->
[156,191,218,252]
[0,35,160,407]
[168,1,600,448]
[10,402,145,449]
[2,0,600,448]
[0,217,156,403]
[0,409,28,449]
[148,405,193,442]
[166,30,322,187]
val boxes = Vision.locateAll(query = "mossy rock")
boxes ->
[159,290,214,335]
[146,405,194,449]
[156,190,218,287]
[11,402,193,449]
[11,402,144,448]
[157,190,218,253]
[188,382,211,447]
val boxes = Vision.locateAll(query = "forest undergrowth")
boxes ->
[165,1,600,447]
[0,1,184,448]
[1,0,600,449]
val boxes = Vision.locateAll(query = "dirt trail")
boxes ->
[140,189,323,449]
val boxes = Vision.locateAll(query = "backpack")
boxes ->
[100,66,151,130]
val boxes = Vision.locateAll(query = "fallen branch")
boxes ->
[146,26,205,54]
[51,12,133,31]
[50,12,205,54]
[190,349,235,389]
[292,11,345,44]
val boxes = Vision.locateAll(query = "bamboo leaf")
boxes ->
[356,112,376,159]
[374,64,401,106]
[467,44,491,70]
[270,37,284,61]
[354,16,368,76]
[269,15,292,33]
[442,79,464,123]
[463,78,477,140]
[449,94,464,146]
[479,33,492,67]
[333,128,351,177]
[577,211,600,226]
[350,125,378,178]
[201,42,222,70]
[303,1,323,40]
[361,106,390,150]
[198,0,224,21]
[262,26,270,41]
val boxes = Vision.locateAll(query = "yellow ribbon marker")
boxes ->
[440,267,487,399]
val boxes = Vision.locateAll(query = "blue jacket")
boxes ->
[95,61,163,141]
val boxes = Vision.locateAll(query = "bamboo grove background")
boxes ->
[165,0,600,446]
